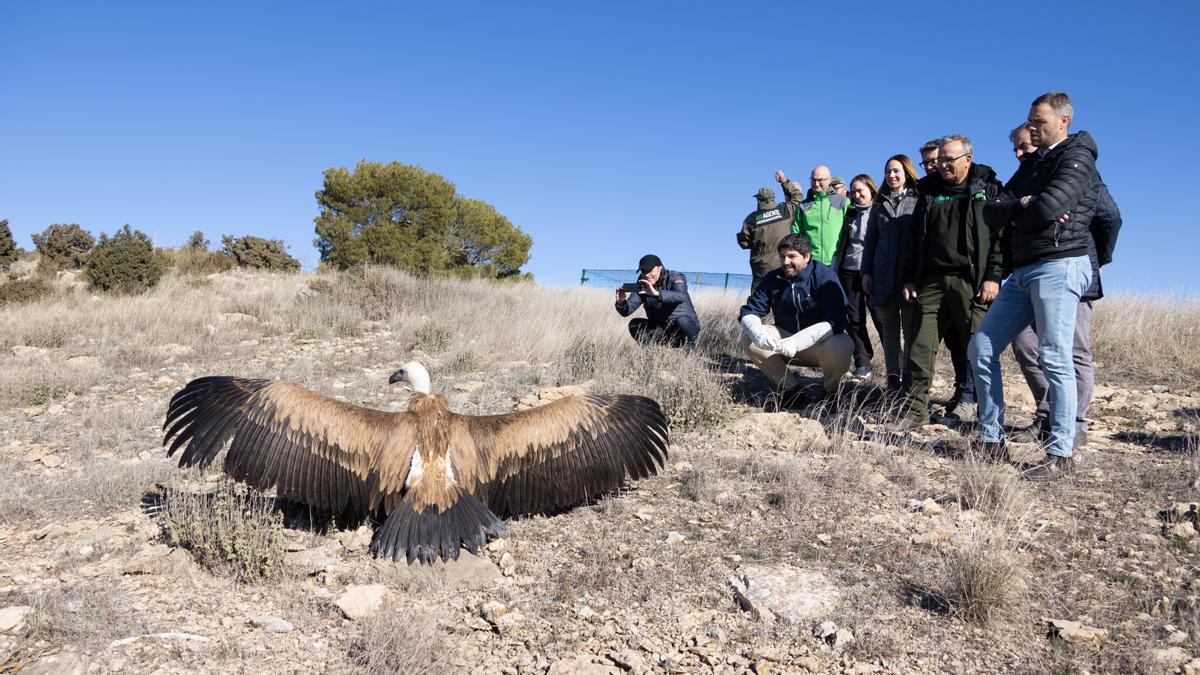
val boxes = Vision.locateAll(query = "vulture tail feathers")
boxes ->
[369,493,503,565]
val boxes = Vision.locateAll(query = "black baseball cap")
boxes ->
[637,254,662,273]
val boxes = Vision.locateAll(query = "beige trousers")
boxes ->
[741,325,854,392]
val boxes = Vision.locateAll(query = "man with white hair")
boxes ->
[975,92,1101,480]
[793,165,849,266]
[900,134,1005,429]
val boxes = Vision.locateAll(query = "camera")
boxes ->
[620,282,641,293]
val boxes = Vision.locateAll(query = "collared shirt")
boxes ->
[1037,138,1065,157]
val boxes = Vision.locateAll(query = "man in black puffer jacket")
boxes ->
[973,92,1099,481]
[1005,123,1123,450]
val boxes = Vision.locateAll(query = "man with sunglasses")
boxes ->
[899,134,1004,429]
[975,92,1106,480]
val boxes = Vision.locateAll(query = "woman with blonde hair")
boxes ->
[832,173,881,379]
[862,155,920,392]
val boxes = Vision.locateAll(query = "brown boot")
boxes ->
[973,440,1010,463]
[1022,454,1074,482]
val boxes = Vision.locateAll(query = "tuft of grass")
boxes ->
[18,582,143,650]
[159,481,286,583]
[955,455,1025,521]
[914,526,1029,624]
[346,603,462,674]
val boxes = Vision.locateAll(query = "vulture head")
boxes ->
[388,361,431,394]
[162,363,669,564]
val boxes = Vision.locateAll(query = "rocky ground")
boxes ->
[1,270,1198,674]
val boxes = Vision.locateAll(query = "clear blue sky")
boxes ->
[2,1,1196,293]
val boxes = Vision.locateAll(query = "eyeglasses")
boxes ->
[920,158,938,167]
[810,177,830,184]
[937,153,969,166]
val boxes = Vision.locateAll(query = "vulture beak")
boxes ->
[388,370,406,386]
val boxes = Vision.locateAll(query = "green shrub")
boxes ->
[32,223,94,272]
[0,219,18,270]
[165,231,235,275]
[0,277,52,307]
[159,482,285,583]
[221,234,300,272]
[85,225,165,294]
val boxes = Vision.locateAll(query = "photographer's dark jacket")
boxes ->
[984,131,1099,269]
[616,269,699,327]
[738,260,847,335]
[903,163,1005,291]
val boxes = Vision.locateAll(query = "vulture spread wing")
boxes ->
[453,394,670,518]
[162,377,418,519]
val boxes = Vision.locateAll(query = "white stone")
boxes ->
[730,566,840,624]
[335,584,388,621]
[0,606,32,633]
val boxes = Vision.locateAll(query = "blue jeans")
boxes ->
[968,256,1092,457]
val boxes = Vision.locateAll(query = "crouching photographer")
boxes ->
[615,254,701,352]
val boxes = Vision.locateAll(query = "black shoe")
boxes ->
[1022,454,1074,482]
[853,365,873,379]
[972,440,1010,463]
[1011,419,1050,444]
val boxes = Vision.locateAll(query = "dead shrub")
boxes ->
[346,603,461,674]
[915,527,1028,624]
[19,582,142,650]
[159,481,286,583]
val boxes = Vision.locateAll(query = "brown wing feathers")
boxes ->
[465,394,669,518]
[162,377,407,519]
[162,376,670,564]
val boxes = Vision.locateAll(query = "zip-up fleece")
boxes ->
[738,260,847,335]
[904,163,1005,291]
[792,191,849,266]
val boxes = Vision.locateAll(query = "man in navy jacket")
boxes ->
[738,234,853,400]
[616,254,701,350]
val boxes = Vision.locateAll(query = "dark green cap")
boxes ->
[755,187,776,202]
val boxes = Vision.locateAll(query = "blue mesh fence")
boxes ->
[581,269,753,292]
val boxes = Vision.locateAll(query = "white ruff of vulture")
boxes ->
[161,362,669,564]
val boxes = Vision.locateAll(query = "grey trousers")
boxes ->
[1010,300,1093,430]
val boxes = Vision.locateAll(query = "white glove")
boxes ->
[777,322,833,359]
[739,315,778,351]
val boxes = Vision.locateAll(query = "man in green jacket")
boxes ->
[793,165,850,266]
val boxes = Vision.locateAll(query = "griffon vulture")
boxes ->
[161,362,669,564]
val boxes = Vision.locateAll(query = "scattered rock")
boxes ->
[1151,646,1190,669]
[1167,522,1198,540]
[1151,385,1169,394]
[284,546,341,576]
[547,654,619,675]
[250,616,294,633]
[729,566,840,624]
[0,606,32,633]
[814,621,854,650]
[12,345,48,360]
[335,584,389,621]
[217,312,258,325]
[665,531,686,546]
[727,413,830,452]
[65,355,102,369]
[1182,657,1200,675]
[21,652,87,675]
[1045,618,1108,650]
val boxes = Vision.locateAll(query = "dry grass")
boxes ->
[345,602,463,674]
[1091,293,1200,387]
[14,581,144,651]
[922,526,1029,624]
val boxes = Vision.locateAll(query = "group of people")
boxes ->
[613,91,1121,482]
